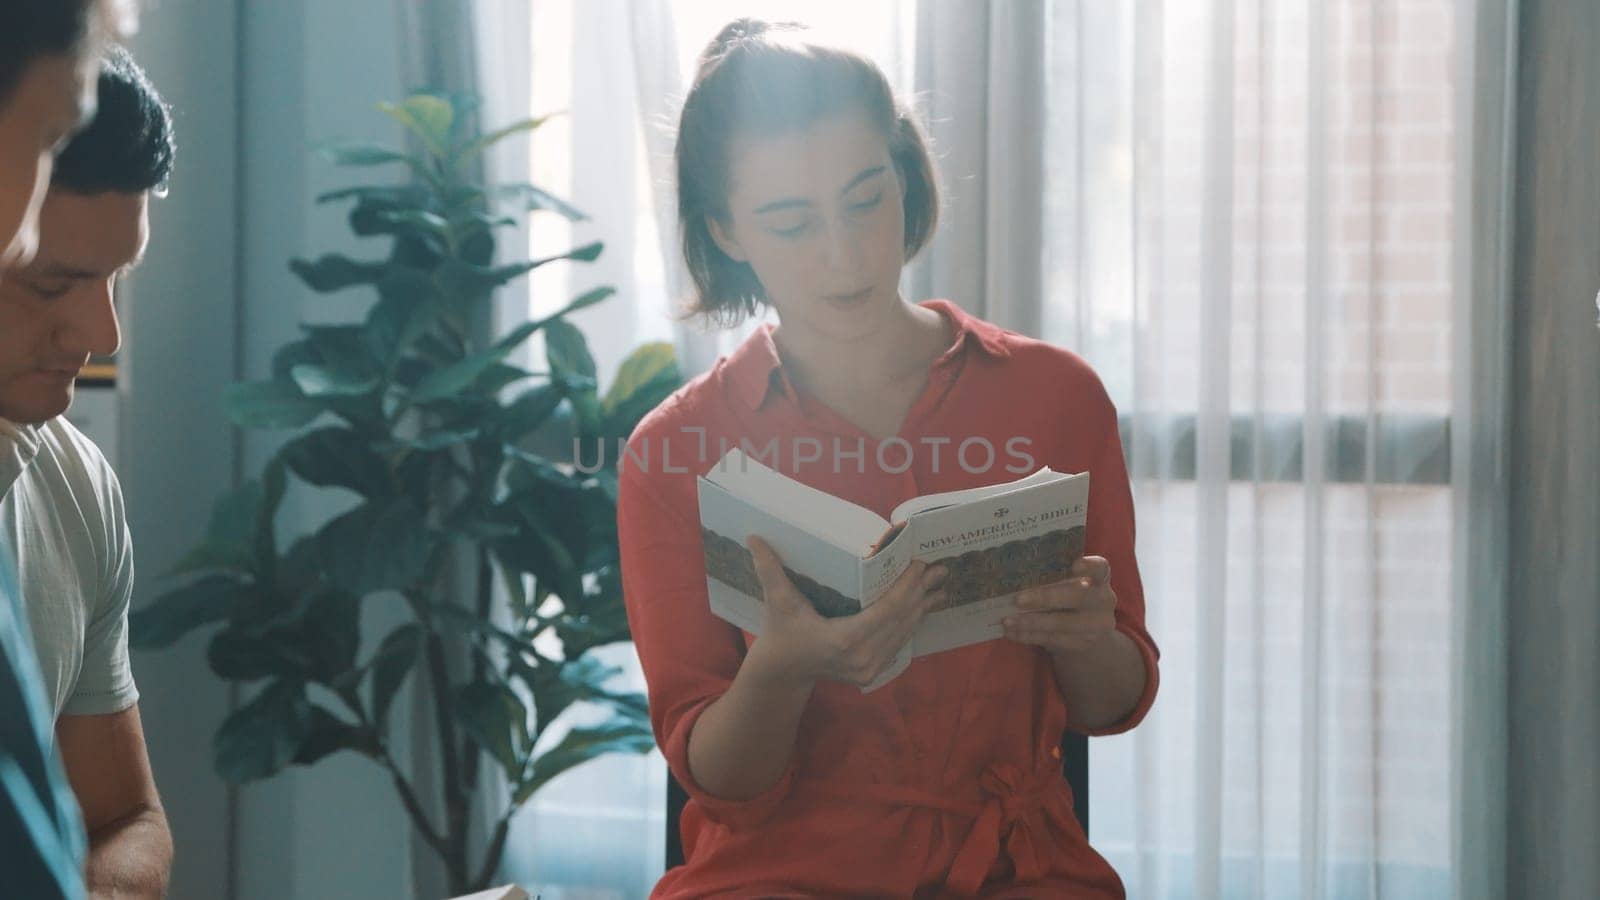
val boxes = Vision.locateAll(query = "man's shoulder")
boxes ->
[33,417,120,499]
[18,418,128,551]
[36,416,111,469]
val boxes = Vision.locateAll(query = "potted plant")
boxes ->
[130,92,679,894]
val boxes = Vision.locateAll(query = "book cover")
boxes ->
[694,449,1090,687]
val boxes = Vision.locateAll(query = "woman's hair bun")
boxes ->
[702,17,810,63]
[710,17,773,53]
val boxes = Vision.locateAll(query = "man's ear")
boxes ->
[706,214,748,263]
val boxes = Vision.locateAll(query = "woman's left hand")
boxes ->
[1002,556,1117,654]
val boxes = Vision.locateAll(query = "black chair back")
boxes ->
[665,729,1089,870]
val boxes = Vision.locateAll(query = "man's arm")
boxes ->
[55,705,172,899]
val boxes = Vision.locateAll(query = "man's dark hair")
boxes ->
[0,0,97,104]
[52,45,173,195]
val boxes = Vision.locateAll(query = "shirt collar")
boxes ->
[726,298,1013,411]
[0,417,42,502]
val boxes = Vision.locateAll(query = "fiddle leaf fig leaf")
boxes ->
[214,680,313,783]
[315,499,433,596]
[514,716,654,804]
[223,380,322,430]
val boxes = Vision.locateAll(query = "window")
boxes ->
[1052,1,1458,894]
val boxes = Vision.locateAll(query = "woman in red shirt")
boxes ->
[617,18,1160,898]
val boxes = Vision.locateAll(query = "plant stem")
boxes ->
[423,625,469,890]
[375,746,450,860]
[460,546,492,815]
[470,808,516,892]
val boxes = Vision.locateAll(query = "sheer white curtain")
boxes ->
[1010,1,1504,897]
[472,1,1511,897]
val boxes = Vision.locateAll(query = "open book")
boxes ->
[696,448,1090,690]
[445,887,529,900]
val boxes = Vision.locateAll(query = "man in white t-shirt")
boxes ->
[3,6,140,898]
[0,45,173,898]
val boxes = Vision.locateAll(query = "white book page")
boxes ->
[888,466,1067,523]
[704,448,889,554]
[447,888,530,900]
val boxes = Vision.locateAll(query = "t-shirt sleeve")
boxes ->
[0,547,89,896]
[617,446,797,831]
[62,460,138,718]
[1077,383,1160,737]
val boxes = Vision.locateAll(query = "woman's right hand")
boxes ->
[740,536,948,689]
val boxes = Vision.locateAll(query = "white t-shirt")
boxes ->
[0,416,138,719]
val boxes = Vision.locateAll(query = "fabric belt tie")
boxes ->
[807,761,1070,897]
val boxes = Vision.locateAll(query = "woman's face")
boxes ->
[708,109,907,340]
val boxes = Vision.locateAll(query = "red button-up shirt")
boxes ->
[618,299,1160,898]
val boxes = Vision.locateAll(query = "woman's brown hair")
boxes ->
[674,18,940,328]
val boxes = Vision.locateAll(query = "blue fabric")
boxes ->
[0,542,85,900]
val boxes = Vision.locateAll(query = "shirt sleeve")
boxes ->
[617,447,797,830]
[0,547,89,897]
[62,459,138,718]
[1076,388,1160,738]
